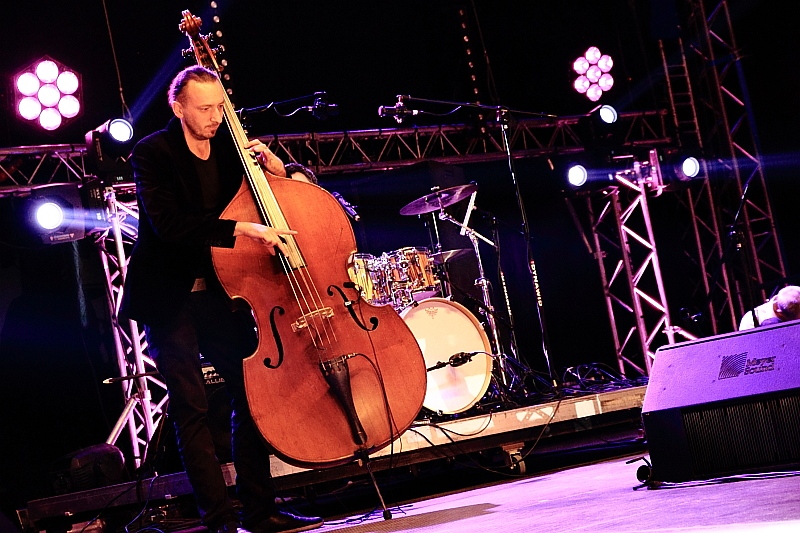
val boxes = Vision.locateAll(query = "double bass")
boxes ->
[178,12,427,468]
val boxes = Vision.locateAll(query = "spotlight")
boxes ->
[558,153,617,192]
[678,156,701,179]
[13,57,82,132]
[567,164,589,187]
[35,201,65,230]
[596,105,618,124]
[107,119,134,143]
[654,149,706,188]
[85,119,135,183]
[579,105,622,152]
[24,183,86,244]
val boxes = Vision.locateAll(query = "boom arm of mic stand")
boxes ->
[398,95,557,119]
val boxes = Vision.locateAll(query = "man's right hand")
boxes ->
[234,222,297,256]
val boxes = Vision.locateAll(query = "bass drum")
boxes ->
[400,298,493,414]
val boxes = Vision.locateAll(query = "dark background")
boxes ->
[1,0,799,522]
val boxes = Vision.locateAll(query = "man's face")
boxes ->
[172,80,225,141]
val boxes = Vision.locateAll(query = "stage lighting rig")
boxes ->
[560,148,704,195]
[573,46,614,102]
[13,56,82,132]
[23,183,86,244]
[84,118,135,185]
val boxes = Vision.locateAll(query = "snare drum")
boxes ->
[384,247,439,296]
[347,253,391,305]
[401,298,493,414]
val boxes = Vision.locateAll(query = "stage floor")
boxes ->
[17,385,647,532]
[317,454,800,533]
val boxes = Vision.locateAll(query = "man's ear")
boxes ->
[172,100,183,119]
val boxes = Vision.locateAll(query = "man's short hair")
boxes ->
[775,285,800,320]
[168,65,219,106]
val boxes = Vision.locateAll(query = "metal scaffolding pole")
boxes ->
[92,184,167,467]
[682,0,787,321]
[579,152,697,376]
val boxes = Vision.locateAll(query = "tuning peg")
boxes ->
[181,48,195,60]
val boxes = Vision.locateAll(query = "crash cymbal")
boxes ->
[399,183,478,216]
[429,248,471,264]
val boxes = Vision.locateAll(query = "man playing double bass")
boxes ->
[120,65,323,533]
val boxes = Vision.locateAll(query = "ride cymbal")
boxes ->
[399,184,478,216]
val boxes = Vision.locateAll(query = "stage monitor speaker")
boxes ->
[642,321,800,483]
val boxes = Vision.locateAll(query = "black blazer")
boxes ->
[120,117,244,325]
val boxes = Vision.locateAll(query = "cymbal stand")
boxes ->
[437,209,509,387]
[421,187,445,255]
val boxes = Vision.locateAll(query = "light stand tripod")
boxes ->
[383,94,560,389]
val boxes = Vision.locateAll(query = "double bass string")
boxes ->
[182,12,343,361]
[215,76,340,357]
[183,10,428,464]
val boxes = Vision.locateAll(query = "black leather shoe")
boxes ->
[247,511,323,533]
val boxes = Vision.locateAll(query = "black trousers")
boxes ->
[144,280,276,529]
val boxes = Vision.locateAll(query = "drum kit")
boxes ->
[347,183,519,416]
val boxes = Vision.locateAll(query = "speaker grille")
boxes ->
[682,392,800,478]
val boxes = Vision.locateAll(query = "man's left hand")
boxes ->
[245,139,286,178]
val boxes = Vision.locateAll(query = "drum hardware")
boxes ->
[425,350,484,372]
[400,184,479,300]
[400,298,493,414]
[398,181,529,400]
[347,247,443,311]
[399,183,478,264]
[429,248,471,264]
[398,183,478,217]
[436,206,510,386]
[387,95,559,389]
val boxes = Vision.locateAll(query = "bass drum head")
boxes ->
[400,298,493,414]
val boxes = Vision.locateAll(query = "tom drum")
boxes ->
[347,253,391,305]
[384,247,438,294]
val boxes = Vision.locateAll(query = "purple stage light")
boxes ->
[13,57,82,131]
[573,47,614,101]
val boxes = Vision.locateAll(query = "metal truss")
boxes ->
[0,111,672,187]
[90,184,166,468]
[659,35,736,336]
[679,0,786,324]
[0,144,87,190]
[0,146,164,466]
[258,110,672,174]
[576,152,697,377]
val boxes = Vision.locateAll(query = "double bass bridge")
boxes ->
[291,307,335,332]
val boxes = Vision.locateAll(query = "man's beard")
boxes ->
[187,120,219,140]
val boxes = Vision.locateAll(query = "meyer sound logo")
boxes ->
[718,351,777,379]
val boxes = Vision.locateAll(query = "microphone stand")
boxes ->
[396,95,560,389]
[695,168,761,332]
[237,91,336,121]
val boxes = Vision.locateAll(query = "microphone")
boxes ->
[331,191,361,221]
[378,96,418,123]
[307,92,339,120]
[448,351,478,367]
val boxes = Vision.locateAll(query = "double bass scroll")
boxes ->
[178,11,428,469]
